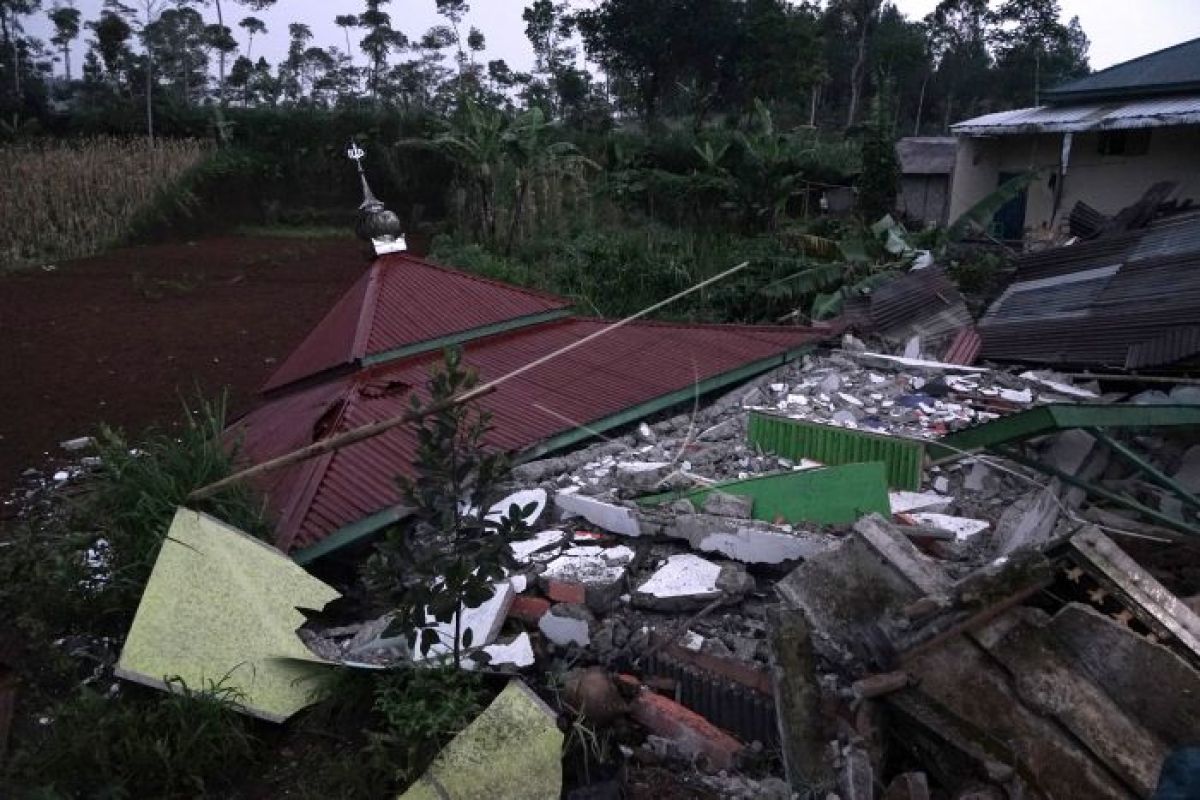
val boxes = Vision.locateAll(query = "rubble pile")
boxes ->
[288,347,1200,797]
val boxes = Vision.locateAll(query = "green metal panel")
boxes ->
[747,412,925,490]
[930,404,1200,463]
[637,462,891,525]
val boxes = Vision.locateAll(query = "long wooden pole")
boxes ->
[188,261,751,502]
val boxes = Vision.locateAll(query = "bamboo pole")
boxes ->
[188,261,751,502]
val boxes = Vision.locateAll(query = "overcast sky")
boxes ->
[26,0,1200,78]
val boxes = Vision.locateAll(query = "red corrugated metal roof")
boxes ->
[261,253,570,393]
[236,317,827,552]
[943,326,982,365]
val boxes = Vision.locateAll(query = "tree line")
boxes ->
[0,0,1090,140]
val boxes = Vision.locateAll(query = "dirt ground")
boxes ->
[0,235,372,487]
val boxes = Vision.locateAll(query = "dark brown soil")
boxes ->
[0,235,370,486]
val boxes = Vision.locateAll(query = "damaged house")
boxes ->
[948,37,1200,241]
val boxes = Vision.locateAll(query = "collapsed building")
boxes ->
[98,138,1200,799]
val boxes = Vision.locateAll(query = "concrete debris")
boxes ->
[469,633,536,671]
[486,488,547,526]
[414,580,516,663]
[632,554,751,611]
[539,545,634,613]
[666,513,833,564]
[537,603,595,648]
[890,490,951,514]
[510,529,567,563]
[904,512,990,541]
[700,490,754,519]
[553,490,642,537]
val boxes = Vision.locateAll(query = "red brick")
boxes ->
[508,595,552,625]
[617,674,743,770]
[545,580,587,605]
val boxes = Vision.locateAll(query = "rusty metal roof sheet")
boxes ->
[236,317,827,553]
[979,215,1200,368]
[261,254,570,393]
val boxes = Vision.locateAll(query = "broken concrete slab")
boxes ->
[115,508,340,723]
[1048,602,1200,745]
[670,514,833,565]
[632,554,752,611]
[767,607,834,792]
[904,513,990,542]
[486,488,547,526]
[538,545,634,613]
[414,581,516,663]
[701,490,754,519]
[538,603,595,648]
[554,490,642,537]
[889,490,952,514]
[992,485,1060,556]
[399,680,561,800]
[469,633,535,671]
[975,608,1168,796]
[614,461,673,493]
[510,529,567,564]
[775,515,951,667]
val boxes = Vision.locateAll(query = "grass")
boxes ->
[0,137,209,270]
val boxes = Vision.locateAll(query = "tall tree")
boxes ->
[106,0,169,142]
[86,6,132,89]
[47,3,80,80]
[829,0,883,127]
[991,0,1088,106]
[359,0,405,102]
[334,13,356,63]
[237,14,263,59]
[925,0,993,130]
[1,0,42,100]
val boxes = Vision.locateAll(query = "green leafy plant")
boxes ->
[3,677,261,798]
[91,390,269,626]
[366,347,534,668]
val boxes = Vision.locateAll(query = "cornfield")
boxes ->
[0,137,209,269]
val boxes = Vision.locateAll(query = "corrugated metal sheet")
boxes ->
[261,254,570,393]
[237,319,826,552]
[980,215,1200,368]
[865,267,969,336]
[746,413,926,490]
[952,94,1200,135]
[943,326,982,365]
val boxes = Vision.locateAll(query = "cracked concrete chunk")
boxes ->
[554,490,642,536]
[538,603,595,647]
[701,490,754,519]
[671,514,832,564]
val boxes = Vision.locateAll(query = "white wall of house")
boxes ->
[948,124,1200,238]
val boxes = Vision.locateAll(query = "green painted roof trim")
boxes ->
[361,308,574,367]
[292,505,411,565]
[637,461,891,525]
[292,344,813,563]
[929,404,1200,464]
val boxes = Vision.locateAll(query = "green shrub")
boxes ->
[90,392,269,627]
[3,679,262,799]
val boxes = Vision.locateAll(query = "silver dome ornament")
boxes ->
[347,141,407,255]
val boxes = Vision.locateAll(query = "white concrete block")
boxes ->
[555,491,642,537]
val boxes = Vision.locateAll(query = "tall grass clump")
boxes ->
[0,136,208,269]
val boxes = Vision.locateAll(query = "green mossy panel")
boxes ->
[115,508,341,722]
[398,680,562,800]
[638,461,890,525]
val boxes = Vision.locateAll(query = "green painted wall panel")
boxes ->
[638,461,891,525]
[747,412,925,490]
